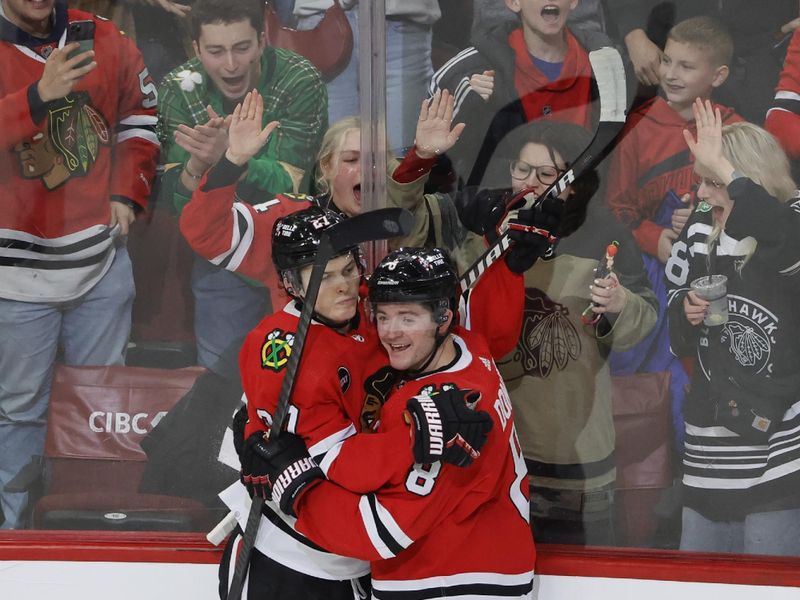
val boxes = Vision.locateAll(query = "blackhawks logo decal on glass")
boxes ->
[260,329,296,372]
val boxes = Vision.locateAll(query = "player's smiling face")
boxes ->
[2,0,56,35]
[194,19,264,103]
[505,0,578,38]
[375,303,446,372]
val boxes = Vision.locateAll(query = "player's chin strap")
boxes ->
[405,326,454,378]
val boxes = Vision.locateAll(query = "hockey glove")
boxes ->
[503,204,560,273]
[240,431,274,500]
[406,388,494,467]
[245,432,323,517]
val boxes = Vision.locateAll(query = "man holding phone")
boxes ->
[0,0,159,529]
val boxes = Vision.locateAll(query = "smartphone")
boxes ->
[65,20,95,67]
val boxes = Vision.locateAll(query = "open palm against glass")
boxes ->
[226,90,280,166]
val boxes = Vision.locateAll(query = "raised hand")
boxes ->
[37,43,97,102]
[414,90,466,159]
[683,98,736,184]
[226,90,280,167]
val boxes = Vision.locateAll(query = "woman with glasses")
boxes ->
[392,105,659,545]
[665,99,800,556]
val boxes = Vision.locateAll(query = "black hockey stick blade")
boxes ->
[459,46,627,292]
[227,207,412,600]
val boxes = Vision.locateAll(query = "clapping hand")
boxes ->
[174,105,230,173]
[226,90,280,167]
[414,90,465,159]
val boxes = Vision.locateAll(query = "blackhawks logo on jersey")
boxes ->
[13,91,110,190]
[260,329,296,372]
[360,366,397,432]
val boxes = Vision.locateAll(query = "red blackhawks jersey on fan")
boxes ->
[0,8,158,302]
[179,175,313,306]
[295,328,535,599]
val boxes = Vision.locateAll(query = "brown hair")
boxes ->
[668,16,734,67]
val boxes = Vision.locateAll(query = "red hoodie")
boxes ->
[606,96,742,257]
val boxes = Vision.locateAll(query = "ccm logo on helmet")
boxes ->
[89,411,168,434]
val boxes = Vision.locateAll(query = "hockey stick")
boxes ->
[227,207,413,600]
[459,46,628,292]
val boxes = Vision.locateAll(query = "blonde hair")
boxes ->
[707,122,797,271]
[668,16,734,67]
[315,116,361,195]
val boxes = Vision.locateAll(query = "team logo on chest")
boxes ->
[13,91,110,190]
[260,329,296,372]
[721,295,777,374]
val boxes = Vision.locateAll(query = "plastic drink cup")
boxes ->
[690,274,728,326]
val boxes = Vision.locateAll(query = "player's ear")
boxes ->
[435,308,453,331]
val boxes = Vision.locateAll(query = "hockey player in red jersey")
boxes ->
[250,248,537,600]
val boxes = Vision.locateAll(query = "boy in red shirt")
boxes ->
[607,16,742,264]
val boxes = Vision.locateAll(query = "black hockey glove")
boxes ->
[240,431,273,500]
[462,188,562,273]
[406,388,494,467]
[245,432,323,517]
[503,202,561,273]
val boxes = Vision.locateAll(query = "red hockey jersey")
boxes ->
[179,176,313,304]
[295,329,536,599]
[606,96,741,257]
[0,9,158,301]
[766,29,800,160]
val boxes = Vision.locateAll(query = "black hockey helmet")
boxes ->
[272,206,349,272]
[368,247,459,312]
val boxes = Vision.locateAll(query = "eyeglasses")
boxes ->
[698,176,725,189]
[509,160,563,185]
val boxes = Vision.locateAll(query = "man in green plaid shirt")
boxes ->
[155,0,327,373]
